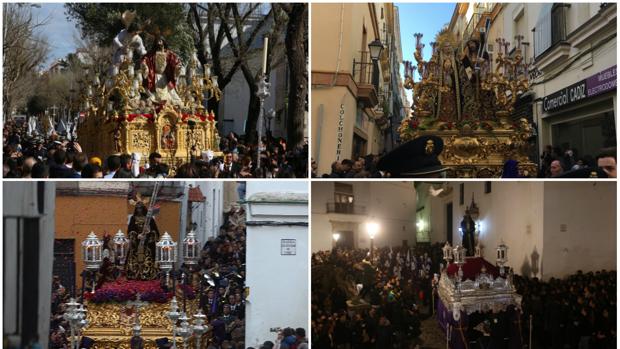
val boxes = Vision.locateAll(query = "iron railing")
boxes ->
[326,203,367,215]
[353,51,379,90]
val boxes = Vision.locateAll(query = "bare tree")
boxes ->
[275,4,308,147]
[3,3,50,118]
[219,4,287,143]
[188,3,272,126]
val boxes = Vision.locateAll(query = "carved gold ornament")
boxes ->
[399,30,537,177]
[83,299,201,348]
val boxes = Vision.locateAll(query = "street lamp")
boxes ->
[416,219,426,232]
[332,233,341,249]
[366,221,380,262]
[368,39,384,61]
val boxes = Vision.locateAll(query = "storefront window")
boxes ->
[551,111,616,160]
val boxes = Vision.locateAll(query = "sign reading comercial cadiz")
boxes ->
[542,65,617,112]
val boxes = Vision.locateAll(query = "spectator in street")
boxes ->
[549,159,564,177]
[597,151,617,178]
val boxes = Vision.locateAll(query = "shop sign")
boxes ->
[336,104,345,160]
[542,80,587,112]
[543,65,617,112]
[586,65,616,97]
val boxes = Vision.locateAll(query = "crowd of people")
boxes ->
[3,120,307,178]
[515,270,616,349]
[48,276,72,349]
[540,145,617,178]
[192,204,248,349]
[311,244,444,348]
[313,155,384,178]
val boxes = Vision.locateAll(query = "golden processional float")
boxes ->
[399,28,537,177]
[77,14,221,169]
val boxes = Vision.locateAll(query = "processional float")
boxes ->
[437,241,524,349]
[77,184,213,348]
[77,11,222,171]
[399,26,537,177]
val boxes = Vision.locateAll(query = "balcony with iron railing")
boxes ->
[463,4,495,41]
[352,51,379,108]
[533,4,570,71]
[326,202,367,215]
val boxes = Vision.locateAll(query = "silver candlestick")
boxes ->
[167,297,180,349]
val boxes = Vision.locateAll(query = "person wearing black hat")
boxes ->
[377,135,446,177]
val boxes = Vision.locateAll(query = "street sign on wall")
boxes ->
[280,239,296,255]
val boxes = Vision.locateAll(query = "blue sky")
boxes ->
[396,2,456,103]
[31,3,80,67]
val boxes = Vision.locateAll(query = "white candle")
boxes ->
[262,36,269,75]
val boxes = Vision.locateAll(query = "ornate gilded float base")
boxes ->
[402,118,537,178]
[83,299,200,349]
[78,105,221,171]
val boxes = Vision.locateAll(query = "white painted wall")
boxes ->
[430,182,545,277]
[366,182,417,248]
[428,181,615,280]
[542,182,617,278]
[311,182,416,252]
[244,181,308,346]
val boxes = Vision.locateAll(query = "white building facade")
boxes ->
[311,181,417,252]
[426,181,616,280]
[504,3,616,159]
[243,181,308,346]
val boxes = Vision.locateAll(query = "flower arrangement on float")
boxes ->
[83,278,195,304]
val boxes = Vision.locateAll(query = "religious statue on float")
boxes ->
[140,36,183,106]
[460,210,476,257]
[391,22,537,178]
[460,194,480,257]
[125,193,160,280]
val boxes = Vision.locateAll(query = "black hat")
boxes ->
[377,135,445,177]
[80,337,95,349]
[155,338,172,348]
[555,167,609,178]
